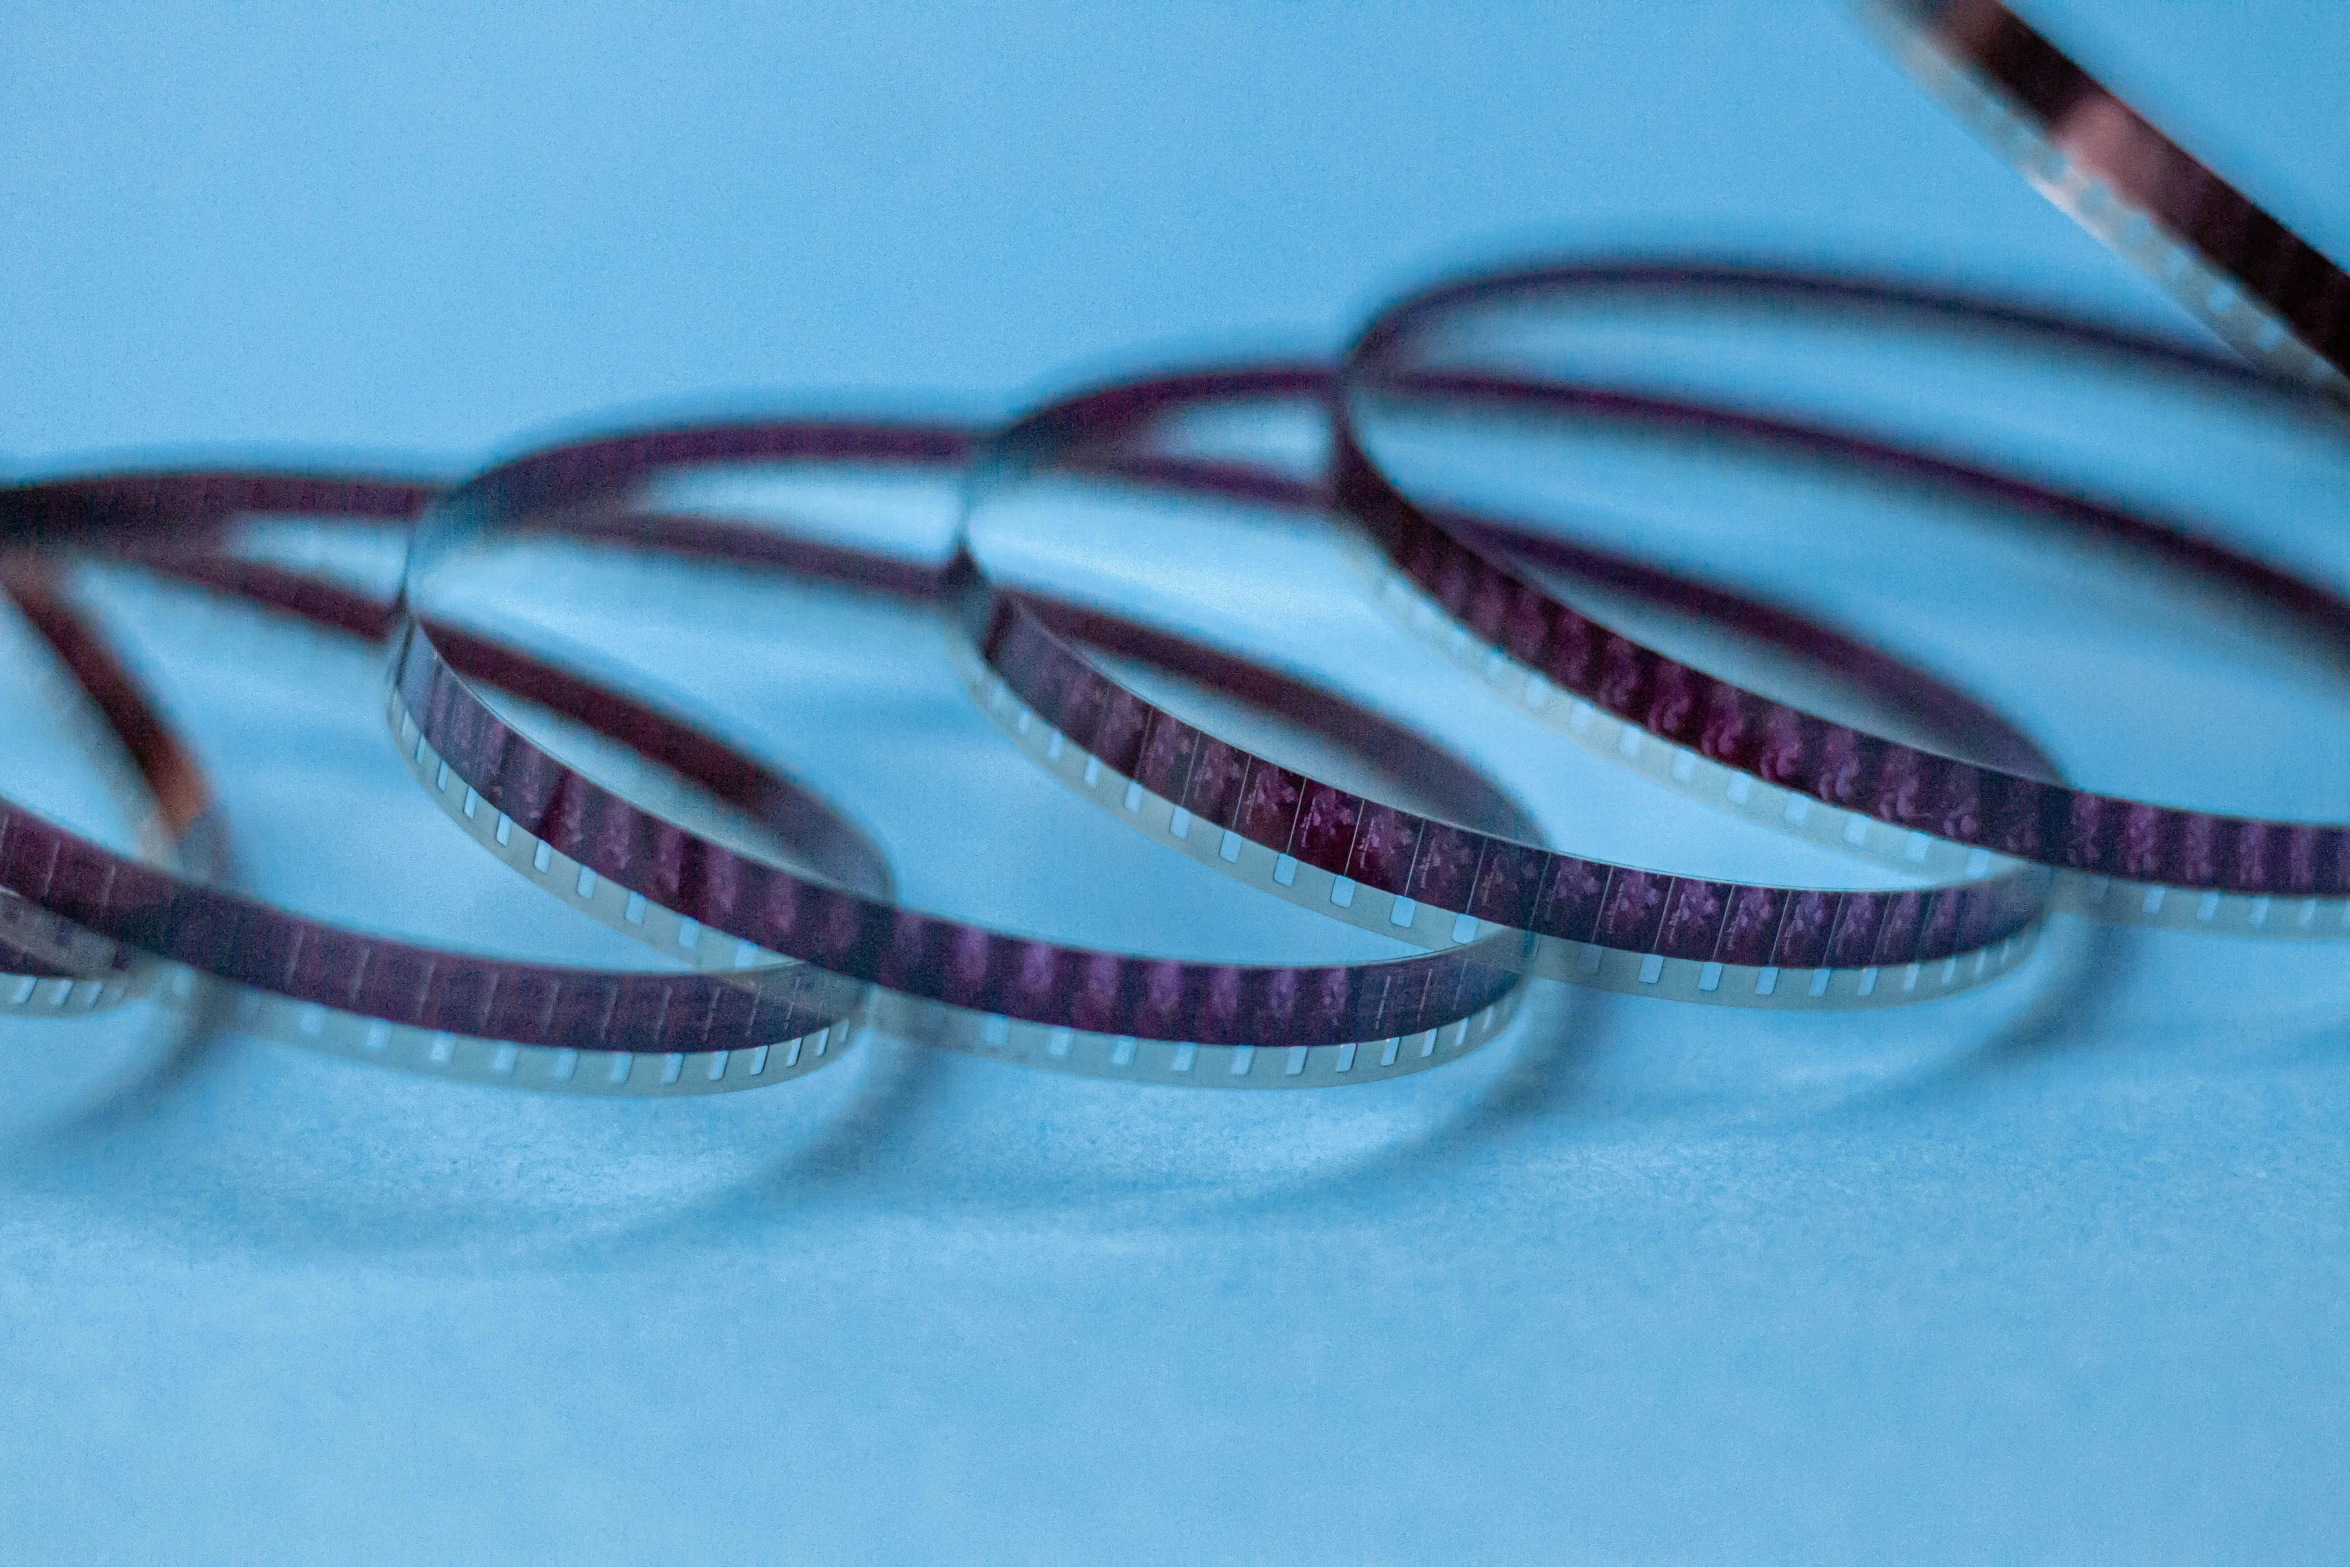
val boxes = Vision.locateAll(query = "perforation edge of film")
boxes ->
[0,580,197,1013]
[9,656,814,1097]
[954,630,2046,1010]
[865,985,1523,1090]
[1358,547,2350,942]
[1353,544,2026,886]
[390,675,1509,1088]
[189,960,853,1099]
[1852,0,2348,394]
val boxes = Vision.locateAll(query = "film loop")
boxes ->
[0,474,876,1095]
[959,365,2055,1010]
[399,421,1532,1088]
[1340,259,2350,940]
[1858,0,2350,391]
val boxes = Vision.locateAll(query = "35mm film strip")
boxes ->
[3,0,2339,1098]
[1339,261,2350,943]
[0,568,197,1020]
[398,424,1534,1089]
[960,368,2053,1012]
[2,479,871,1096]
[1856,0,2347,392]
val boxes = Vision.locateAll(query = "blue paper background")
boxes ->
[3,2,2346,1560]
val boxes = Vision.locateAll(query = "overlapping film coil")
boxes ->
[394,421,1536,1088]
[1340,259,2350,944]
[1,475,871,1095]
[1,2,2341,1101]
[1858,0,2350,390]
[959,367,2053,1010]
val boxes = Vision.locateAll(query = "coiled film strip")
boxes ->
[1857,0,2350,390]
[6,0,2330,1098]
[1339,259,2350,941]
[1,475,875,1095]
[0,563,219,1018]
[397,422,1531,1088]
[956,366,2054,1011]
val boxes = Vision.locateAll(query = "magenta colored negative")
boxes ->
[1864,0,2350,386]
[0,561,221,988]
[1,474,873,1060]
[1338,261,2350,905]
[953,365,2053,1003]
[399,420,1529,1052]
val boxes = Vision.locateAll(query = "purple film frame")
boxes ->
[1339,261,2350,906]
[0,561,224,991]
[1862,0,2350,390]
[0,474,875,1056]
[399,421,1531,1052]
[953,365,2052,1000]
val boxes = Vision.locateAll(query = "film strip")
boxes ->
[956,367,2053,1011]
[1856,0,2350,391]
[0,475,874,1096]
[0,564,214,1019]
[2,2,2331,1116]
[397,423,1531,1089]
[1338,260,2350,941]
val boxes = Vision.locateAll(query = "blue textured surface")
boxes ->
[2,3,2345,1561]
